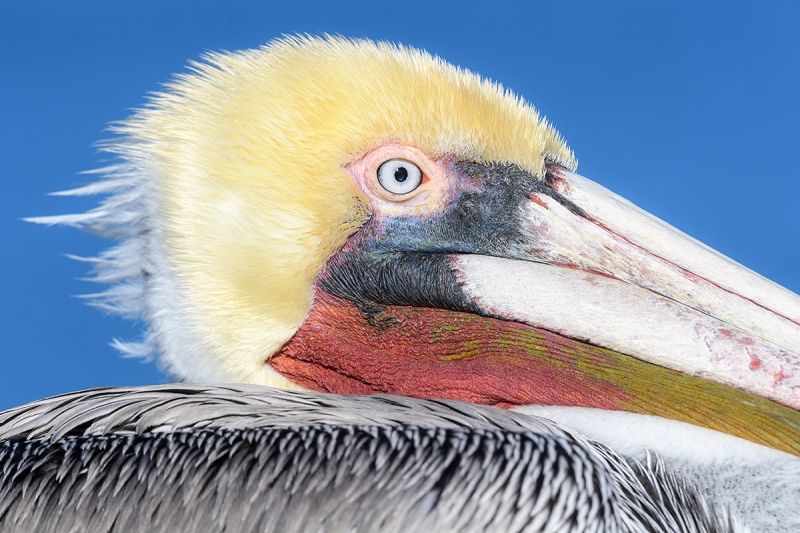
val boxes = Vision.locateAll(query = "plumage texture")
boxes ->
[0,385,735,533]
[28,35,576,387]
[21,35,793,533]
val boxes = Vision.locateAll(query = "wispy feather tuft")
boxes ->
[26,146,158,361]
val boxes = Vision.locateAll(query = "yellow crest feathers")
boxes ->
[111,35,575,385]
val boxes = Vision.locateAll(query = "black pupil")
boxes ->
[394,166,408,182]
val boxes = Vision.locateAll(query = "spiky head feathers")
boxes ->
[82,36,576,385]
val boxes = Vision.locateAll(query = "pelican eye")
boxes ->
[377,159,423,195]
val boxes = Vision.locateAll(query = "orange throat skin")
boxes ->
[272,291,800,456]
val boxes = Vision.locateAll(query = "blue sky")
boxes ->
[1,1,799,410]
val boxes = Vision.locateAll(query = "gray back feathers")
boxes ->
[0,385,737,533]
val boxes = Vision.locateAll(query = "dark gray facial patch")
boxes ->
[319,161,582,311]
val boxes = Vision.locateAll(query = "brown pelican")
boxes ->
[4,36,799,532]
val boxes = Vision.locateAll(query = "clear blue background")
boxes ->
[2,1,799,410]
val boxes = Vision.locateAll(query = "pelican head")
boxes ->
[34,36,800,454]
